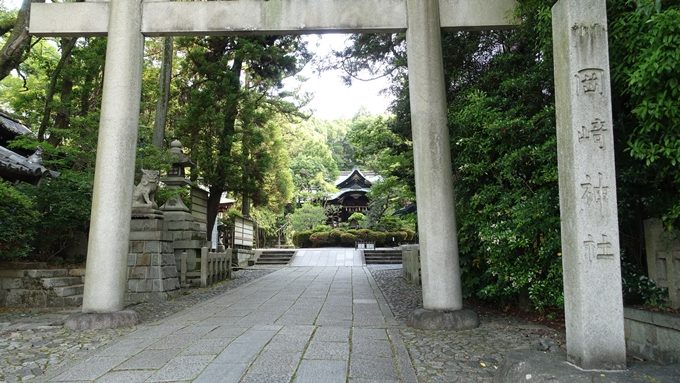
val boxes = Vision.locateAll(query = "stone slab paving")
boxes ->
[290,248,364,267]
[6,263,679,382]
[38,266,416,382]
[0,269,274,382]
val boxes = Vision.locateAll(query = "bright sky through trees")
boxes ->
[0,0,392,120]
[283,34,393,120]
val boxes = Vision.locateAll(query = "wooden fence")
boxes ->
[180,247,231,287]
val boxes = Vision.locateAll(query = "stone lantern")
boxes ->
[160,139,193,212]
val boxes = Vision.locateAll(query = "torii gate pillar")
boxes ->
[405,0,478,329]
[81,0,144,316]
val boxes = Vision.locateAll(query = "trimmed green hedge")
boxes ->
[292,227,416,248]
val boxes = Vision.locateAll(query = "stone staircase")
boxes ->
[363,248,402,264]
[255,249,296,266]
[1,267,85,307]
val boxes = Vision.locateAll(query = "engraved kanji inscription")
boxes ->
[580,172,609,213]
[575,68,605,95]
[584,234,597,262]
[583,233,614,261]
[596,234,614,259]
[578,118,607,150]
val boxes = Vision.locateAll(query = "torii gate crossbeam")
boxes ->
[30,0,516,36]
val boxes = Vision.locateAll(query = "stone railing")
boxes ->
[356,241,375,250]
[624,307,680,364]
[180,247,231,287]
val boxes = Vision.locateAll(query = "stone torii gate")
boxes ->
[30,0,626,370]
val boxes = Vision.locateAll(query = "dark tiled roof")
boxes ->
[0,145,59,184]
[0,112,32,136]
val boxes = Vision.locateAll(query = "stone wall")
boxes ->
[624,307,680,364]
[0,267,85,308]
[644,218,680,309]
[233,248,255,268]
[127,217,180,303]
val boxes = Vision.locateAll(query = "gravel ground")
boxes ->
[368,265,566,383]
[0,268,275,382]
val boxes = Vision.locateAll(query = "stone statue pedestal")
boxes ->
[127,212,180,303]
[160,185,209,283]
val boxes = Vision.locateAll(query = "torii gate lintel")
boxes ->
[29,0,517,37]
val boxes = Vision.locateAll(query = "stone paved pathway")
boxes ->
[4,263,679,382]
[0,269,274,382]
[289,248,364,267]
[39,267,416,382]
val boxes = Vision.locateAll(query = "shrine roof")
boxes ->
[0,145,59,185]
[0,112,32,137]
[334,168,381,189]
[327,187,371,202]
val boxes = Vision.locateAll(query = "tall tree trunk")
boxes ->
[49,72,74,147]
[0,0,45,82]
[206,52,243,240]
[241,195,250,217]
[38,38,76,141]
[152,36,173,148]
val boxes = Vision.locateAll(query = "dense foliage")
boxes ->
[336,0,679,309]
[0,180,38,259]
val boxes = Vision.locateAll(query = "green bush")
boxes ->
[622,259,668,307]
[328,230,343,246]
[355,229,371,241]
[292,227,416,248]
[309,232,330,247]
[339,232,357,246]
[293,230,313,248]
[0,181,39,260]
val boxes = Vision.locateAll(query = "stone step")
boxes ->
[68,268,86,277]
[26,269,69,278]
[47,294,83,307]
[256,259,290,265]
[365,260,402,265]
[64,294,83,306]
[364,255,402,265]
[41,277,83,289]
[54,284,84,297]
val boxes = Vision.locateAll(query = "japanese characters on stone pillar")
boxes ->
[552,0,626,370]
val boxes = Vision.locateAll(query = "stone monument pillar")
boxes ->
[404,0,477,330]
[552,0,626,369]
